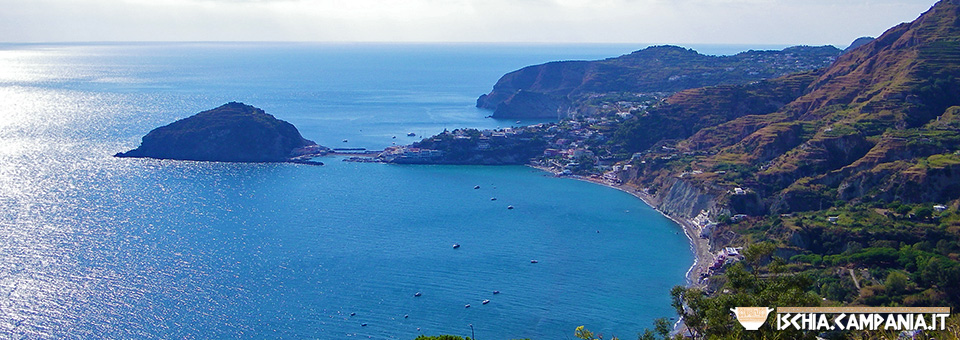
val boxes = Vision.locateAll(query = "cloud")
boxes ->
[0,0,938,44]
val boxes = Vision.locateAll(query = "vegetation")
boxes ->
[413,336,471,340]
[669,252,960,339]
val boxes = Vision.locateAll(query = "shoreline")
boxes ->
[527,165,713,289]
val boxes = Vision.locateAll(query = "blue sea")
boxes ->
[0,42,715,339]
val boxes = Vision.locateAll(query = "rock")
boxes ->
[116,102,320,162]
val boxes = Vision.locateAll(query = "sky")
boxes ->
[0,0,939,46]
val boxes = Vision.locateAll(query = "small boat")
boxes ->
[342,139,348,142]
[474,185,480,189]
[350,312,356,316]
[482,299,490,305]
[404,314,409,318]
[453,243,460,249]
[530,260,538,264]
[407,132,416,136]
[414,292,422,297]
[507,205,514,210]
[464,304,471,308]
[490,197,497,201]
[493,290,500,295]
[516,120,521,124]
[392,136,397,139]
[361,323,368,327]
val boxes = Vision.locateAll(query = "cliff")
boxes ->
[116,102,320,162]
[478,45,842,118]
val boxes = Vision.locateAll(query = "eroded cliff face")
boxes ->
[482,90,571,119]
[838,157,960,203]
[654,178,722,219]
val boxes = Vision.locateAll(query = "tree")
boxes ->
[653,318,671,339]
[574,325,595,340]
[669,262,821,339]
[885,271,910,295]
[743,242,776,271]
[913,206,934,220]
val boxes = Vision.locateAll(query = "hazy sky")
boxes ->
[0,0,938,46]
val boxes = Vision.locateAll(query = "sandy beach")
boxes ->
[528,165,714,288]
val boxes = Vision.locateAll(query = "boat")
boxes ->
[474,185,480,189]
[407,132,416,136]
[530,260,538,263]
[507,205,514,210]
[516,120,521,124]
[493,290,500,295]
[490,197,497,201]
[453,243,460,249]
[350,312,356,316]
[404,314,409,318]
[482,299,490,305]
[361,323,368,327]
[392,136,397,139]
[342,139,348,142]
[464,304,471,308]
[414,292,422,297]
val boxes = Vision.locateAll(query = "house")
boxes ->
[700,222,718,238]
[734,188,746,195]
[934,205,948,212]
[722,247,742,258]
[572,149,594,159]
[828,216,839,224]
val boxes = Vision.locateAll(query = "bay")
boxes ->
[0,42,708,339]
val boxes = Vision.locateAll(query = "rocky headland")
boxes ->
[477,45,843,119]
[116,102,326,163]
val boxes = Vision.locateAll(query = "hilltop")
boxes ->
[116,102,324,162]
[477,45,842,118]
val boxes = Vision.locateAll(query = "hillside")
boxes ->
[617,0,960,319]
[476,45,842,118]
[643,0,960,210]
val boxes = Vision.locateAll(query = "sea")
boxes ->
[0,42,772,339]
